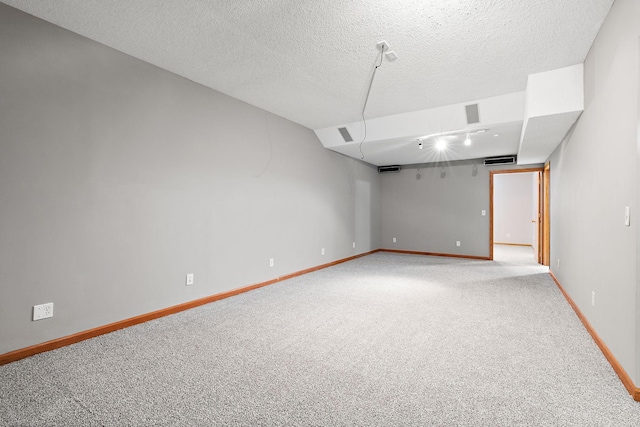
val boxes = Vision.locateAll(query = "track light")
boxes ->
[435,139,447,151]
[464,135,471,146]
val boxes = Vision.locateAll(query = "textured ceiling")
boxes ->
[1,0,613,132]
[2,1,614,167]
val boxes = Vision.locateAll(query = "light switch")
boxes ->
[625,206,630,226]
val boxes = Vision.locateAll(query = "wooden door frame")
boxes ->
[534,170,543,264]
[542,162,550,266]
[489,168,544,261]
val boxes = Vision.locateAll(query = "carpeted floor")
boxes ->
[2,248,639,426]
[493,244,539,265]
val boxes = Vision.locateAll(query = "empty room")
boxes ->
[2,1,640,425]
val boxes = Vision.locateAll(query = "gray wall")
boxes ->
[548,0,639,385]
[0,5,380,355]
[493,172,535,245]
[379,161,540,258]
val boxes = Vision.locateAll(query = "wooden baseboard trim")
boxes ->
[379,249,491,261]
[494,243,532,247]
[549,271,640,402]
[0,250,378,366]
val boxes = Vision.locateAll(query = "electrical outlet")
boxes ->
[557,259,560,268]
[186,273,194,286]
[393,237,397,243]
[352,242,356,248]
[321,248,325,255]
[269,258,274,267]
[33,303,53,321]
[43,303,53,318]
[592,291,596,307]
[481,210,486,216]
[456,241,461,247]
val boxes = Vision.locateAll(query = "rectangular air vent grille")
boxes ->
[378,165,401,173]
[465,104,480,124]
[484,156,516,166]
[337,127,353,142]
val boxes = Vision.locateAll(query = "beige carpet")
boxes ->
[1,249,639,426]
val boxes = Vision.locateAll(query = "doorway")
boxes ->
[490,167,549,265]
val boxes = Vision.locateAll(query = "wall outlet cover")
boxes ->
[33,302,54,321]
[625,206,630,226]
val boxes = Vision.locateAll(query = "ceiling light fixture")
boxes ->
[464,135,471,146]
[418,140,423,149]
[417,128,488,141]
[435,139,447,151]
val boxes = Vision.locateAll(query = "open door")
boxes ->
[535,171,543,264]
[490,167,545,263]
[541,162,551,266]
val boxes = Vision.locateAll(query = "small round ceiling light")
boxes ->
[435,139,447,151]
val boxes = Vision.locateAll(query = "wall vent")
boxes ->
[378,165,401,173]
[337,127,353,142]
[484,156,516,166]
[465,104,480,124]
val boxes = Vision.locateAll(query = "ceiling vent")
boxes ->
[465,104,480,124]
[378,165,401,173]
[337,127,353,142]
[484,156,516,166]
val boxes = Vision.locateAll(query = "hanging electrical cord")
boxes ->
[358,46,386,159]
